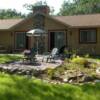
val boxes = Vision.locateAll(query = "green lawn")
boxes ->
[0,54,23,63]
[0,54,100,100]
[0,74,99,100]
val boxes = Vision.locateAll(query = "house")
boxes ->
[0,5,100,55]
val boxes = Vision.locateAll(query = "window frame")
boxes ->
[79,28,97,44]
[14,31,26,50]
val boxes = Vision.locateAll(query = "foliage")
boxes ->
[50,55,99,78]
[24,1,55,15]
[44,68,54,79]
[71,56,99,69]
[84,54,90,58]
[0,73,100,100]
[0,9,25,19]
[0,54,23,64]
[23,1,47,10]
[71,56,88,65]
[58,0,100,15]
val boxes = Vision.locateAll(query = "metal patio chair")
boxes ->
[23,48,37,63]
[42,48,58,62]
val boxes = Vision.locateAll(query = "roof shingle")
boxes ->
[0,19,23,29]
[0,14,100,29]
[53,14,100,28]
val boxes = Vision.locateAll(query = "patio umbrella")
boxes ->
[26,28,47,54]
[26,28,47,37]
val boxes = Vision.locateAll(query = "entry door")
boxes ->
[49,31,66,50]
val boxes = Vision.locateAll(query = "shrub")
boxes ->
[71,56,92,68]
[44,68,54,79]
[71,56,87,64]
[84,54,90,58]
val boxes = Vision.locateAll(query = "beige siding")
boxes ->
[67,28,100,55]
[45,17,68,51]
[12,17,34,31]
[45,17,67,30]
[0,16,100,55]
[0,31,14,50]
[12,17,68,52]
[10,17,35,50]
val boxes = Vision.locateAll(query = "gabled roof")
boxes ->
[0,14,100,30]
[53,14,100,28]
[0,19,23,30]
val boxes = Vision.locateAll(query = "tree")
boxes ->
[23,1,55,15]
[58,0,100,15]
[0,9,25,19]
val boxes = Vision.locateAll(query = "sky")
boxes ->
[0,0,66,14]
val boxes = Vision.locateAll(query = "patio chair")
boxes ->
[23,48,37,63]
[42,48,58,62]
[58,45,72,59]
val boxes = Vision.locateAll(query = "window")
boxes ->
[15,32,26,49]
[49,31,66,50]
[80,29,97,43]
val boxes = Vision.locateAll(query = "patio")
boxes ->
[0,55,63,75]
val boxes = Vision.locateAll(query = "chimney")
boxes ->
[33,5,50,15]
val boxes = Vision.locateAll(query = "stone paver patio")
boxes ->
[0,55,63,75]
[0,59,62,70]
